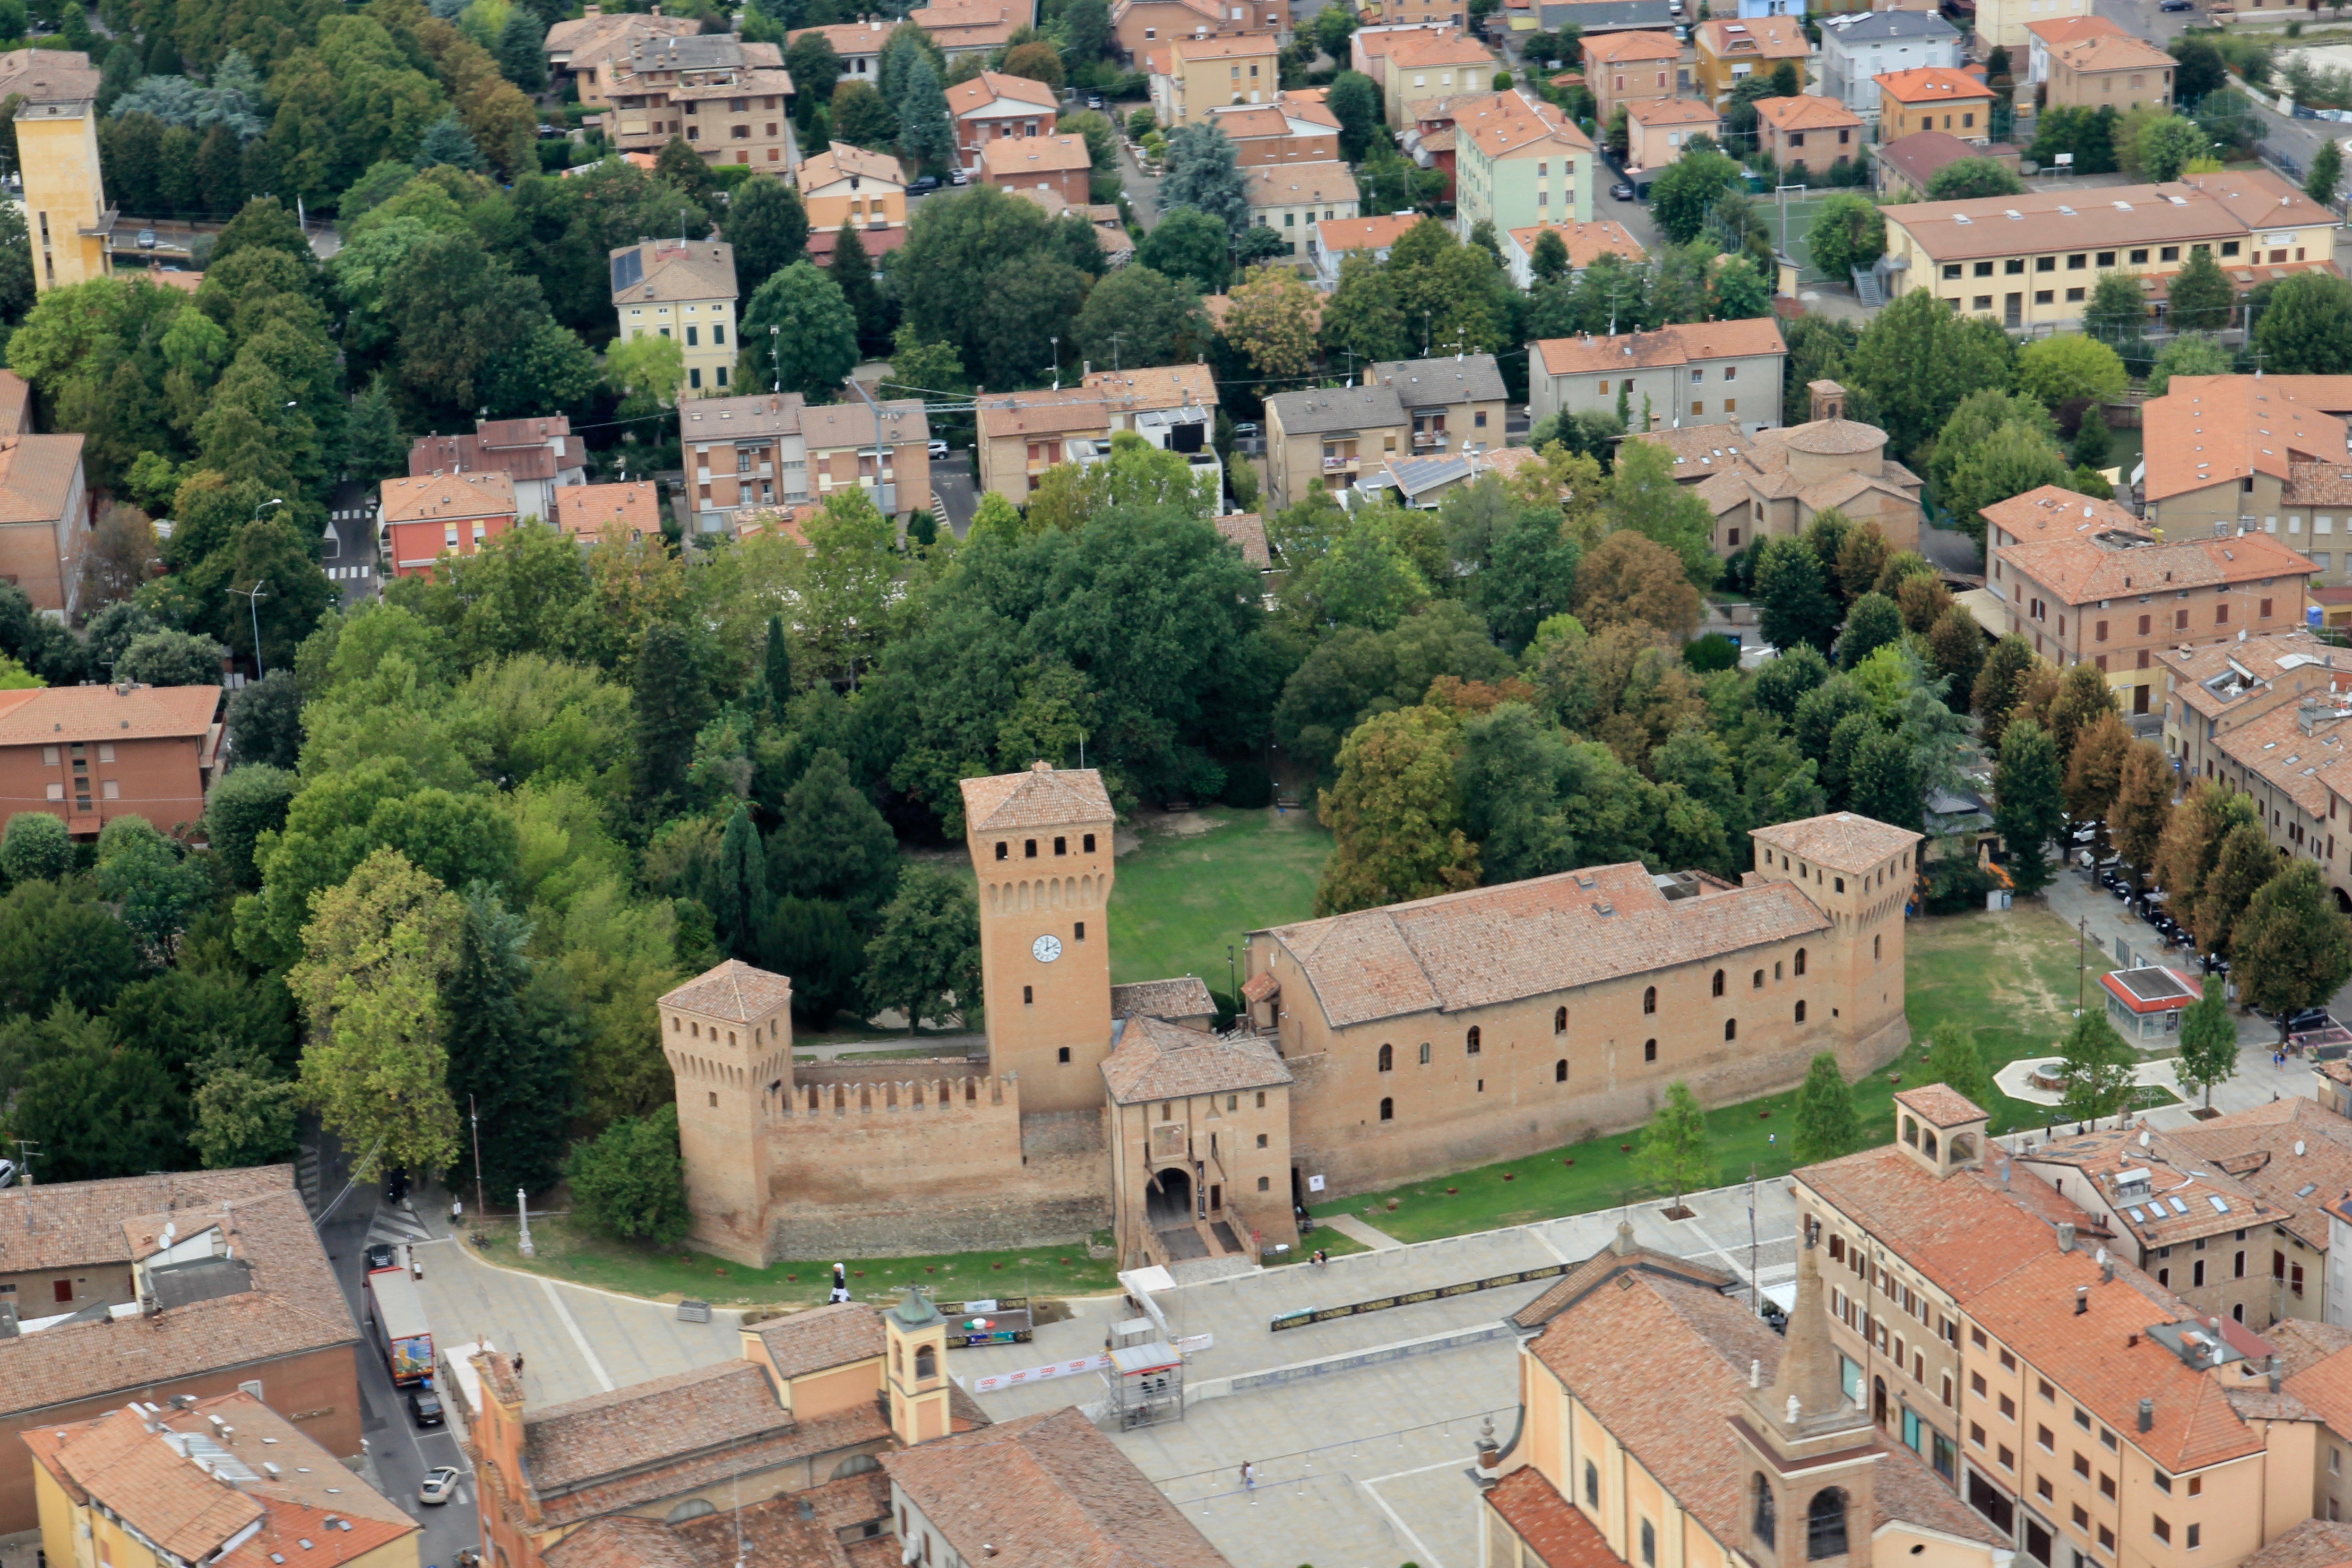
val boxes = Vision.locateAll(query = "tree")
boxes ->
[711,805,768,960]
[418,110,485,172]
[786,32,844,106]
[2109,742,2172,885]
[1220,264,1320,379]
[1650,151,1744,246]
[0,879,138,1018]
[1063,0,1112,60]
[2254,271,2352,375]
[831,80,898,149]
[2046,661,2119,771]
[862,865,981,1033]
[191,1062,301,1169]
[1156,124,1249,234]
[1843,289,2016,459]
[1835,592,1904,670]
[828,224,890,356]
[2233,860,2352,1041]
[2014,334,2128,411]
[2171,35,2228,98]
[2148,334,2233,396]
[2063,711,2132,846]
[736,260,860,398]
[1808,194,1887,279]
[289,848,464,1179]
[1791,1052,1860,1163]
[1925,1029,1997,1115]
[1847,729,1922,829]
[899,54,956,172]
[1943,423,2071,547]
[608,329,688,408]
[495,6,548,91]
[1328,70,1381,162]
[1927,607,1986,708]
[768,748,899,917]
[1608,439,1717,587]
[1570,530,1693,637]
[117,628,226,686]
[1004,39,1065,87]
[2154,780,2257,939]
[206,763,297,889]
[1972,636,2040,751]
[1137,206,1230,292]
[2175,973,2238,1111]
[2166,245,2237,334]
[2136,114,2208,183]
[725,176,810,298]
[1315,704,1479,915]
[10,1010,185,1182]
[2309,136,2344,209]
[1636,1080,1715,1211]
[0,810,70,882]
[1754,535,1842,655]
[1529,228,1572,284]
[568,1103,691,1243]
[444,882,575,1198]
[1993,718,2066,898]
[1076,265,1206,370]
[2057,1007,2136,1126]
[1924,157,2025,199]
[96,817,210,961]
[633,621,713,816]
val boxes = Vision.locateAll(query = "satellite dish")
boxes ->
[2139,1131,2151,1147]
[160,1223,175,1246]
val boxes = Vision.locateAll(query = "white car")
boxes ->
[928,440,950,459]
[420,1467,461,1507]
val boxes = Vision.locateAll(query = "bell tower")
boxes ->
[884,1288,953,1445]
[661,959,795,1267]
[959,763,1116,1115]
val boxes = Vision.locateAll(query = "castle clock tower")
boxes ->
[959,763,1116,1116]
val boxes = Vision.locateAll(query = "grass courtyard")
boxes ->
[1106,805,1333,991]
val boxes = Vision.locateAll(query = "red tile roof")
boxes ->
[1877,66,1993,103]
[379,470,516,524]
[1796,1143,2085,1302]
[1534,318,1786,377]
[1580,29,1679,60]
[0,682,219,747]
[959,765,1115,833]
[1751,811,1922,873]
[661,959,794,1024]
[1488,1467,1628,1568]
[1995,527,2315,606]
[1755,93,1862,131]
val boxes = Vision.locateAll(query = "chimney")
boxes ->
[2058,1222,2076,1252]
[2137,1398,2153,1432]
[2270,1354,2283,1393]
[2074,1285,2089,1315]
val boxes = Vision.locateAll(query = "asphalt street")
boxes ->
[310,1140,482,1568]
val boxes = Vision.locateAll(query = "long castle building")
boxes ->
[662,764,1922,1271]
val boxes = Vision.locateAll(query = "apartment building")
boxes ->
[1879,172,2338,331]
[549,481,662,546]
[379,471,519,577]
[1752,93,1862,174]
[2024,14,2125,80]
[1147,33,1280,124]
[1818,9,1961,112]
[1624,97,1721,176]
[1349,22,1460,86]
[408,416,586,525]
[1990,524,2315,714]
[1973,0,2092,52]
[1576,29,1679,124]
[609,238,740,397]
[1877,65,1993,141]
[1695,16,1811,103]
[0,426,90,616]
[974,366,1217,503]
[980,132,1094,203]
[2046,31,2174,111]
[1311,212,1424,287]
[799,144,908,232]
[945,71,1061,171]
[1111,0,1288,60]
[680,392,810,532]
[787,18,892,78]
[1367,355,1509,456]
[0,682,221,839]
[2142,377,2352,548]
[598,33,794,169]
[1206,95,1342,164]
[1982,485,2148,552]
[1377,31,1499,123]
[1450,89,1594,238]
[2155,629,2347,784]
[1500,219,1646,287]
[1244,160,1359,250]
[1528,319,1788,435]
[545,7,699,103]
[907,1,1027,59]
[1264,383,1411,507]
[801,399,930,520]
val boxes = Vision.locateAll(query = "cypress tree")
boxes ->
[713,805,769,961]
[762,614,793,722]
[1791,1052,1861,1164]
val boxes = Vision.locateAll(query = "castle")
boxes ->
[661,764,1923,1271]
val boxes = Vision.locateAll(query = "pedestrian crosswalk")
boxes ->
[327,565,374,581]
[368,1204,433,1249]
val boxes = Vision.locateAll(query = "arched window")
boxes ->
[1378,1043,1393,1072]
[914,1344,937,1380]
[1379,1096,1394,1122]
[1795,1000,1808,1024]
[1753,969,1764,989]
[1873,934,1882,961]
[1555,1059,1568,1083]
[1807,1490,1849,1560]
[1950,1132,1977,1162]
[1466,1026,1482,1054]
[1724,1018,1738,1041]
[1795,948,1808,977]
[1901,1116,1917,1147]
[1713,969,1725,997]
[666,1500,718,1525]
[1752,1475,1777,1550]
[1922,1129,1938,1160]
[1643,985,1658,1015]
[1584,1460,1600,1508]
[1555,1007,1568,1034]
[1644,1039,1657,1062]
[831,1454,882,1481]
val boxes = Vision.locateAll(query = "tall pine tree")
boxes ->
[712,805,769,960]
[1791,1052,1860,1164]
[762,614,793,722]
[829,224,888,357]
[633,621,714,816]
[444,884,576,1201]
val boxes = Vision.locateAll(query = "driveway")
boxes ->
[931,454,980,537]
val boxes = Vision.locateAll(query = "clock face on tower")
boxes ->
[1032,934,1063,964]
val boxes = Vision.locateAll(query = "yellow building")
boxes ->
[16,98,111,293]
[798,144,911,232]
[23,1392,420,1568]
[608,238,740,397]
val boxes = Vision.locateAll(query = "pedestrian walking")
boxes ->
[450,1197,464,1226]
[513,1351,525,1374]
[1241,1462,1257,1492]
[829,1263,851,1303]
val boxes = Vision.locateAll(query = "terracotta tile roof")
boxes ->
[1893,1085,1986,1128]
[0,368,31,436]
[1386,30,1496,67]
[945,70,1060,117]
[0,681,217,749]
[550,482,661,543]
[2208,699,2351,818]
[1101,1014,1293,1103]
[1997,528,2315,606]
[2182,166,2339,234]
[751,1301,887,1381]
[976,386,1115,441]
[1206,104,1288,138]
[545,1516,711,1568]
[2021,1127,2273,1249]
[1258,857,1829,1029]
[1506,220,1646,270]
[2051,31,2175,72]
[1487,1467,1627,1568]
[610,240,739,305]
[1980,485,2147,545]
[0,1165,284,1281]
[0,45,97,101]
[2267,1318,2352,1379]
[2159,629,2344,722]
[549,9,695,55]
[0,432,82,523]
[2240,1520,2352,1568]
[1751,811,1922,874]
[1111,977,1218,1020]
[1873,129,1997,191]
[2165,1097,2352,1251]
[404,430,551,487]
[674,1480,881,1568]
[662,959,793,1023]
[0,1187,358,1419]
[1243,159,1357,208]
[1081,364,1217,413]
[1624,97,1718,125]
[1797,1143,2083,1301]
[542,1404,894,1527]
[982,132,1092,178]
[2145,376,2352,503]
[681,393,806,444]
[787,19,893,55]
[1755,93,1862,130]
[2025,14,2127,43]
[1625,422,1751,470]
[1509,1231,1737,1329]
[1534,318,1787,378]
[380,470,516,524]
[959,765,1115,833]
[2281,1345,2352,1438]
[1214,512,1271,567]
[1966,1251,2265,1472]
[1883,183,2247,267]
[1876,66,1992,102]
[1169,32,1280,59]
[1452,90,1593,158]
[1697,15,1809,56]
[881,1408,1231,1568]
[1315,214,1422,253]
[801,145,905,190]
[1580,29,1679,60]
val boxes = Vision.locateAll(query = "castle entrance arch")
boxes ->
[1146,1167,1194,1228]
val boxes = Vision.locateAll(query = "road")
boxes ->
[310,1139,481,1568]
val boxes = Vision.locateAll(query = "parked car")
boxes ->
[420,1467,461,1506]
[136,229,156,250]
[1611,181,1636,201]
[364,1241,399,1272]
[1233,420,1260,439]
[2288,1008,2333,1034]
[1087,93,1106,109]
[908,174,942,195]
[0,1157,14,1189]
[408,1387,444,1428]
[927,439,950,459]
[2160,1,2194,11]
[948,168,969,186]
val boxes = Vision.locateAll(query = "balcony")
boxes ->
[1322,455,1358,471]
